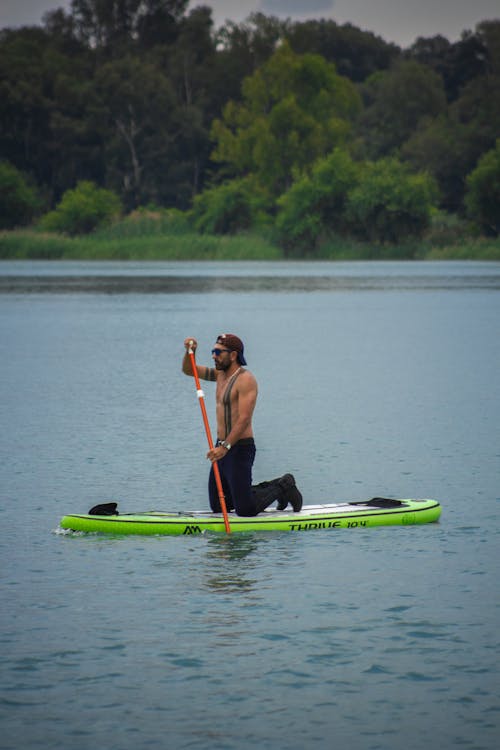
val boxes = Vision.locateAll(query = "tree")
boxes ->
[465,139,500,235]
[40,180,121,234]
[211,42,361,195]
[69,0,189,54]
[0,24,101,203]
[401,113,472,212]
[136,0,189,49]
[406,32,488,101]
[93,56,177,209]
[0,162,41,229]
[149,6,216,201]
[0,27,54,188]
[357,60,447,158]
[276,148,360,250]
[475,19,500,76]
[344,159,438,243]
[286,19,400,82]
[403,31,500,213]
[164,6,216,108]
[191,177,270,234]
[212,13,288,110]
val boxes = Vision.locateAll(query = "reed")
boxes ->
[0,229,282,261]
[1,227,499,261]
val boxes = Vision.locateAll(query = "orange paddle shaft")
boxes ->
[188,343,231,534]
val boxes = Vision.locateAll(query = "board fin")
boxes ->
[89,502,119,516]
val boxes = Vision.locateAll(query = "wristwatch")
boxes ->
[220,440,231,451]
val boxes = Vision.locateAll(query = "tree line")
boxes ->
[1,0,499,249]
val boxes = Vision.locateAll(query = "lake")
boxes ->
[1,260,499,749]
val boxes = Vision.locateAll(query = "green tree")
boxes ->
[40,180,121,234]
[93,56,177,209]
[401,113,471,212]
[286,19,400,82]
[0,162,41,229]
[0,24,101,203]
[212,13,288,111]
[69,0,188,54]
[149,6,217,201]
[0,28,55,188]
[403,24,500,213]
[465,139,500,235]
[358,60,447,158]
[211,42,361,195]
[276,148,361,251]
[163,6,216,107]
[406,31,488,101]
[473,20,500,77]
[191,177,270,235]
[344,159,438,243]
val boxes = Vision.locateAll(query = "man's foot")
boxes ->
[288,485,303,512]
[276,474,293,510]
[277,474,303,512]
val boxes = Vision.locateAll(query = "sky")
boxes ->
[1,0,499,48]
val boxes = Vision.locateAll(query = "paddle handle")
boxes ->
[188,343,231,534]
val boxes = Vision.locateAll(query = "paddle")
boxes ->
[187,341,231,534]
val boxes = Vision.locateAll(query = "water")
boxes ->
[1,260,499,749]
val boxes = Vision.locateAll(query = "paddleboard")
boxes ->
[60,498,441,535]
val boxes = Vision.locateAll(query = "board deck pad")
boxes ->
[60,498,441,535]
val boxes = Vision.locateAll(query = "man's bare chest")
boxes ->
[216,370,242,406]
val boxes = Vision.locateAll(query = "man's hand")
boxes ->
[207,446,228,462]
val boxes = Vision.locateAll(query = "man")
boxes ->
[182,333,302,516]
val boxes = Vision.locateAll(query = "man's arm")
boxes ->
[182,338,216,381]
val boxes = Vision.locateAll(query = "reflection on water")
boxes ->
[1,260,500,292]
[202,534,260,592]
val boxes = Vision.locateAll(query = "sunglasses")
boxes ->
[211,348,231,356]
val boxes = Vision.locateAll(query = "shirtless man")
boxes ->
[182,333,302,516]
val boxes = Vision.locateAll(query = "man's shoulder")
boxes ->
[217,367,257,386]
[239,368,257,388]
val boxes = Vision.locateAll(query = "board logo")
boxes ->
[183,525,202,535]
[289,520,345,531]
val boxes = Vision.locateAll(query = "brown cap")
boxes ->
[216,333,247,365]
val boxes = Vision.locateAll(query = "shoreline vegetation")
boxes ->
[3,16,500,264]
[1,227,499,262]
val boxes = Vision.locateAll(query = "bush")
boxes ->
[0,162,41,229]
[40,181,122,236]
[93,207,191,239]
[276,148,361,251]
[465,139,500,236]
[191,178,271,235]
[424,210,472,246]
[344,159,438,243]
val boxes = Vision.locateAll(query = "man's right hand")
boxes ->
[184,337,197,352]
